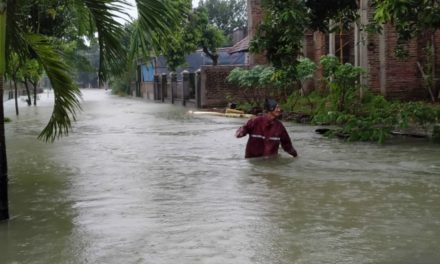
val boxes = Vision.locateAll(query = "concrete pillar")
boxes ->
[354,22,359,67]
[170,72,177,104]
[136,65,141,97]
[161,73,167,102]
[358,0,369,96]
[195,69,202,108]
[153,74,160,100]
[329,20,336,56]
[189,72,196,99]
[379,27,387,96]
[181,70,189,106]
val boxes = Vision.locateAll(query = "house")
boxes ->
[247,0,440,100]
[136,48,247,104]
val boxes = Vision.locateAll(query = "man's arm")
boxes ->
[280,127,298,157]
[235,118,255,138]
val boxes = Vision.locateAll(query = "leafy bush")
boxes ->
[313,55,440,143]
[320,55,365,112]
[296,57,317,82]
[226,65,279,106]
[314,92,440,143]
[110,77,131,96]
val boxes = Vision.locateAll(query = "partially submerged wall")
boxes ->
[141,82,154,100]
[138,65,248,109]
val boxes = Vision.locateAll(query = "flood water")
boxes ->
[1,89,439,264]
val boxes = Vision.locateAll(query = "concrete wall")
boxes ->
[141,82,154,100]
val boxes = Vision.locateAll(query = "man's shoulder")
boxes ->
[273,118,287,128]
[248,115,265,123]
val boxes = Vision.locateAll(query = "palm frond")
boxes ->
[82,0,127,85]
[25,34,82,142]
[5,0,30,65]
[70,1,96,39]
[135,0,190,51]
[128,20,153,63]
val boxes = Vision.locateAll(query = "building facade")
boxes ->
[247,0,440,100]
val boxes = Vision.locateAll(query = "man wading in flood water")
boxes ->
[235,99,298,159]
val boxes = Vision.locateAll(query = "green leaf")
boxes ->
[26,34,82,142]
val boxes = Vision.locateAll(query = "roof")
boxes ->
[227,36,249,54]
[141,48,247,81]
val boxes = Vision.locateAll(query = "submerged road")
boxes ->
[1,89,440,264]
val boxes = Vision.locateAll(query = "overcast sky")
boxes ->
[124,0,199,21]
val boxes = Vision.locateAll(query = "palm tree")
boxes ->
[0,0,183,221]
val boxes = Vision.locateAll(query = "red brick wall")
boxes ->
[247,0,267,66]
[200,65,249,108]
[368,23,429,100]
[367,31,381,96]
[247,0,437,101]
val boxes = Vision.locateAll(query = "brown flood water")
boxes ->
[1,89,439,264]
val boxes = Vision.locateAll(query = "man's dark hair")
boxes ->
[264,99,278,112]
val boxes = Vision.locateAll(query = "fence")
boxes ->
[140,65,248,109]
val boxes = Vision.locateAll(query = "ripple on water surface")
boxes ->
[2,89,440,264]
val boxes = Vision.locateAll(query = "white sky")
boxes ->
[124,0,138,21]
[123,0,199,21]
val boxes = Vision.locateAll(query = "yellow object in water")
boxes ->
[225,108,245,115]
[188,110,254,118]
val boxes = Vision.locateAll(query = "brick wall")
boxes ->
[247,0,438,101]
[200,65,248,108]
[367,23,431,100]
[247,0,267,66]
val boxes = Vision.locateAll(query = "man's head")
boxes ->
[264,99,282,119]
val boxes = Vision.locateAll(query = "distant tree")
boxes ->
[372,0,440,42]
[6,53,21,115]
[198,0,247,38]
[250,0,309,71]
[22,59,44,105]
[305,0,358,32]
[251,0,361,70]
[191,7,226,65]
[160,2,195,71]
[161,6,226,70]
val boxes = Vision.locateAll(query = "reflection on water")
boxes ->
[1,89,440,264]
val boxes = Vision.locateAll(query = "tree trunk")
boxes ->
[202,46,219,66]
[0,75,9,221]
[0,1,10,221]
[32,81,37,105]
[211,54,219,66]
[14,80,19,115]
[24,79,31,106]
